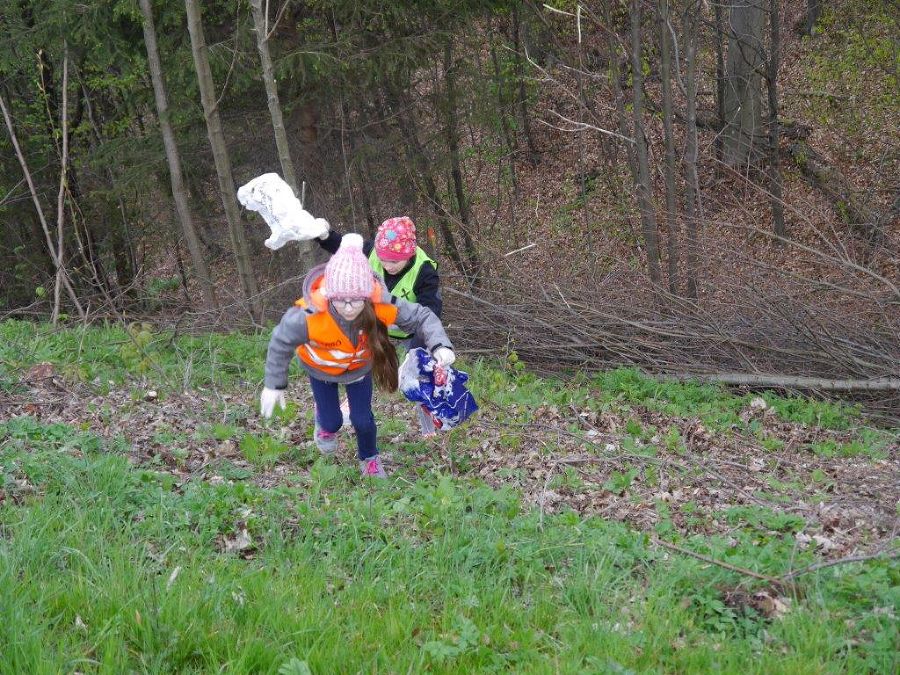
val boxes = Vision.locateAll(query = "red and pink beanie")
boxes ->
[323,233,374,300]
[374,217,417,262]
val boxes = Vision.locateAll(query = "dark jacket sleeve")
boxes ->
[316,228,375,257]
[316,229,343,254]
[413,262,442,317]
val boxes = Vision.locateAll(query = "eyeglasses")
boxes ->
[334,298,365,309]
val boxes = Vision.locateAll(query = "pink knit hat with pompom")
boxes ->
[323,233,374,300]
[374,216,417,262]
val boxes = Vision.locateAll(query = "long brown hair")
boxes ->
[358,300,399,391]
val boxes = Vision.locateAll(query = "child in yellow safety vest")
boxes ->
[260,234,455,478]
[316,216,443,435]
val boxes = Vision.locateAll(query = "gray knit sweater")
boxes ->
[264,264,453,388]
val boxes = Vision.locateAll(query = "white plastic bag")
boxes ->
[236,173,328,250]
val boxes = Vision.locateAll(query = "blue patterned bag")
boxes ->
[398,348,478,431]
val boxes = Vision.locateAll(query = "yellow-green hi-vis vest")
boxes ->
[369,246,437,339]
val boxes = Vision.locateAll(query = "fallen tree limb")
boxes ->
[652,537,784,586]
[671,108,811,140]
[780,549,900,580]
[664,372,900,392]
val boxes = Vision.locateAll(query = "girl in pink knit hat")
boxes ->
[260,234,455,478]
[316,216,444,436]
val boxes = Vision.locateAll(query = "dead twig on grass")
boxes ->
[780,549,900,581]
[652,537,785,586]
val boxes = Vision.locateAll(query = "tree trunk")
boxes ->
[386,85,477,283]
[80,74,138,299]
[683,1,702,299]
[511,4,538,165]
[489,36,518,192]
[52,43,69,325]
[0,92,85,319]
[337,94,359,224]
[140,0,218,309]
[659,0,679,294]
[723,0,766,168]
[109,200,137,300]
[249,0,297,195]
[68,178,115,300]
[714,1,726,160]
[356,154,378,237]
[443,40,475,258]
[630,0,663,287]
[249,0,318,275]
[37,49,110,299]
[184,0,260,320]
[604,4,637,181]
[28,212,56,280]
[802,0,823,36]
[766,0,786,238]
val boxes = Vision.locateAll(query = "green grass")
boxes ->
[1,320,898,672]
[469,357,863,433]
[0,319,276,391]
[194,423,242,442]
[239,432,292,468]
[2,417,898,673]
[0,316,887,463]
[807,429,895,459]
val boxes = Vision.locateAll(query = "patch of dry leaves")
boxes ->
[6,364,896,566]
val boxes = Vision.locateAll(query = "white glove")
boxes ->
[433,347,456,368]
[317,219,331,240]
[260,387,286,418]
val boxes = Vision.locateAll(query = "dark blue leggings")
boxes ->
[309,374,377,460]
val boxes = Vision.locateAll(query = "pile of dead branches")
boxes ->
[443,220,900,422]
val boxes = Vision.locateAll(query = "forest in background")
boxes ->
[1,0,897,417]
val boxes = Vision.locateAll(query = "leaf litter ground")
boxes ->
[5,361,896,567]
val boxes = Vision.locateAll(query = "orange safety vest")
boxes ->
[294,275,399,377]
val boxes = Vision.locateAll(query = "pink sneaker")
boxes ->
[315,428,337,454]
[359,455,387,478]
[313,404,337,455]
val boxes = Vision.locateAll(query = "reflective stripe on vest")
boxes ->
[369,246,436,339]
[293,274,399,377]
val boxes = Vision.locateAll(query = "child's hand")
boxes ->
[260,387,286,418]
[433,347,456,368]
